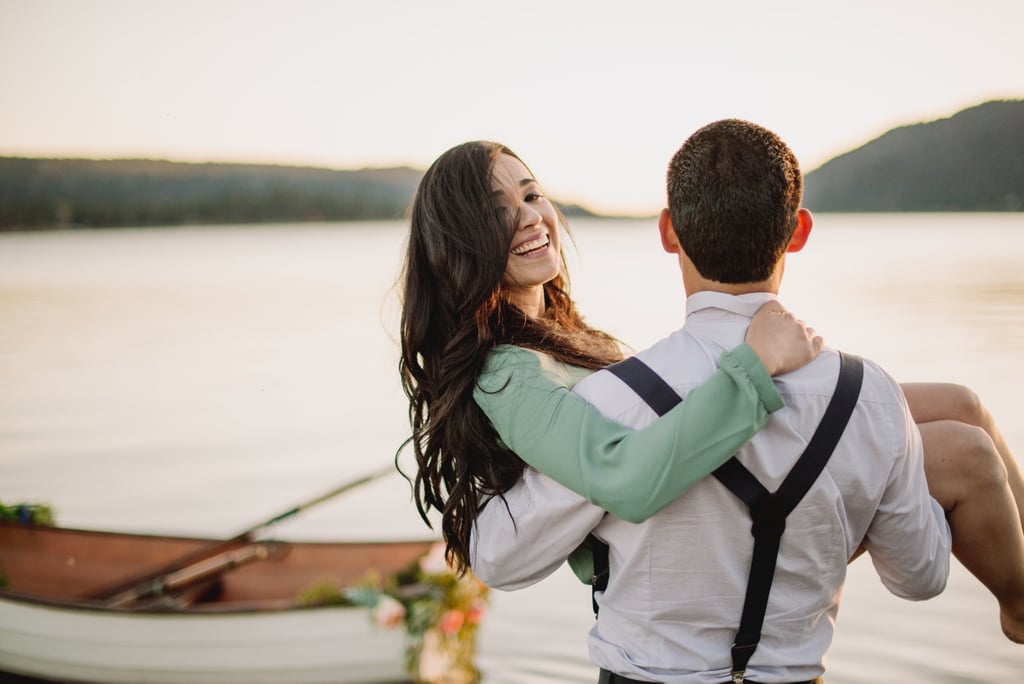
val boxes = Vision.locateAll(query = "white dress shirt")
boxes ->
[471,291,951,683]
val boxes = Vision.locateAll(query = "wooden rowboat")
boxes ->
[0,520,435,683]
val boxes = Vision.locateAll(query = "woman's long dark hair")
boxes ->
[398,141,621,573]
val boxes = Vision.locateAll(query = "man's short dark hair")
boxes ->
[666,119,802,284]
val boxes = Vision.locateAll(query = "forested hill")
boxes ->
[0,158,427,229]
[803,99,1024,212]
[0,157,601,230]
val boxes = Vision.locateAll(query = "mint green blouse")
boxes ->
[473,343,783,523]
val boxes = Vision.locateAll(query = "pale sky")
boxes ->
[1,0,1021,215]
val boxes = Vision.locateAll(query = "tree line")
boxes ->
[0,159,426,229]
[0,157,602,230]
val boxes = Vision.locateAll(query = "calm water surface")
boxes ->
[1,215,1022,681]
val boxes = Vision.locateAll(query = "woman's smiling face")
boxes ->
[490,153,562,318]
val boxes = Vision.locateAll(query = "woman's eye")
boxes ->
[524,192,544,202]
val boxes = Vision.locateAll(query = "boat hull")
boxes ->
[0,597,409,683]
[0,522,435,683]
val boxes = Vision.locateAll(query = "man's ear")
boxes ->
[659,209,681,254]
[786,208,813,253]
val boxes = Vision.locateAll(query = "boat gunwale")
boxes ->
[0,521,437,615]
[0,588,362,615]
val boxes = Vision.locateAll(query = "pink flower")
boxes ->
[373,595,406,629]
[438,609,465,635]
[465,599,486,625]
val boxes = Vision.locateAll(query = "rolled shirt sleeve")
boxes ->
[471,468,605,590]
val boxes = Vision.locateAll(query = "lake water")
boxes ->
[1,215,1022,682]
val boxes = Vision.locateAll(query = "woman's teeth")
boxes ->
[512,236,549,255]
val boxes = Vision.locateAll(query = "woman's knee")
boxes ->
[904,382,987,426]
[944,384,989,429]
[923,421,1006,505]
[957,424,1008,490]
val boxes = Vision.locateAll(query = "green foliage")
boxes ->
[804,100,1024,212]
[296,580,360,607]
[0,501,56,526]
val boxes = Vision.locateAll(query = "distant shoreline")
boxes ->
[4,99,1023,230]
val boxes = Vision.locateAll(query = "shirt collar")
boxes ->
[685,290,780,320]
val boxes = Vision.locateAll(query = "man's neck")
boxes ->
[685,281,777,296]
[680,256,783,297]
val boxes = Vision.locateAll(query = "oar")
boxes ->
[91,464,396,603]
[252,464,396,532]
[106,543,273,609]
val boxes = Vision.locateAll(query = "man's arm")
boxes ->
[470,466,605,590]
[862,369,952,599]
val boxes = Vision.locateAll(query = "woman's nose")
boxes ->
[518,203,542,229]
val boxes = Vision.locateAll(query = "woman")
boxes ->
[399,140,1024,642]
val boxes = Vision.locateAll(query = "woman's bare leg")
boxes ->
[917,420,1024,643]
[903,382,1024,527]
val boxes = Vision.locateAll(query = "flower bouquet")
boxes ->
[300,542,489,683]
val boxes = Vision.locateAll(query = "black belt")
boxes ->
[598,669,821,684]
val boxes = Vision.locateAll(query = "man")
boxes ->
[471,119,952,683]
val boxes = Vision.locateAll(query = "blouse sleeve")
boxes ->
[473,344,783,523]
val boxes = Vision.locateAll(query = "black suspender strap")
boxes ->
[589,533,610,616]
[716,352,863,682]
[605,356,684,418]
[602,352,864,683]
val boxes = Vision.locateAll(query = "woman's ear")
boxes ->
[787,208,814,253]
[659,209,681,254]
